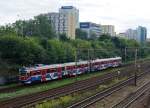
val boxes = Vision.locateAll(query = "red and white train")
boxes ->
[19,57,122,84]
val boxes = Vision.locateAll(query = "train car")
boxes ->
[19,57,122,84]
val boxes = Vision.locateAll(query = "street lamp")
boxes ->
[134,49,138,86]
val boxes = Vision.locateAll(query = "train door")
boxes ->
[57,67,62,79]
[41,70,46,82]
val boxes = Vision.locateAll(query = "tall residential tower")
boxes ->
[101,25,116,36]
[136,26,147,43]
[125,26,147,43]
[47,6,79,39]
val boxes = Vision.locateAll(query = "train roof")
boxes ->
[94,57,121,62]
[20,57,121,73]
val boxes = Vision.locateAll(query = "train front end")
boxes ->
[19,67,31,84]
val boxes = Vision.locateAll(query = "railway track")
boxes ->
[0,61,150,108]
[67,71,149,108]
[112,79,150,108]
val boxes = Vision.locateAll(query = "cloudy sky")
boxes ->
[0,0,150,36]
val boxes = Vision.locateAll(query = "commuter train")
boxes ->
[19,57,122,84]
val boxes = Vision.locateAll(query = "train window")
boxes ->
[41,71,46,74]
[20,73,26,76]
[98,62,101,65]
[37,71,41,75]
[30,71,36,76]
[73,66,75,69]
[62,67,65,71]
[67,66,72,70]
[33,72,37,75]
[54,72,58,77]
[66,66,69,70]
[47,69,51,73]
[51,68,56,72]
[30,72,33,76]
[19,68,27,73]
[44,70,47,73]
[27,73,30,77]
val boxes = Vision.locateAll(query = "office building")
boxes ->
[80,22,101,38]
[136,26,147,43]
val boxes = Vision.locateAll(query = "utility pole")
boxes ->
[125,47,127,63]
[93,49,95,60]
[75,49,78,80]
[88,49,91,73]
[134,48,138,86]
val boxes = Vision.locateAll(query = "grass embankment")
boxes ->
[35,77,127,108]
[0,83,18,89]
[0,68,121,101]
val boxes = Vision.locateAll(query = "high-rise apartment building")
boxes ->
[47,12,67,37]
[101,25,115,36]
[136,26,147,43]
[126,29,137,40]
[117,33,127,38]
[80,22,101,38]
[47,6,79,39]
[59,6,79,29]
[125,26,147,43]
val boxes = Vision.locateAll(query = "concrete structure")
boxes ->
[47,12,67,38]
[80,22,101,38]
[146,38,150,42]
[117,32,127,38]
[136,26,147,43]
[101,25,115,36]
[47,6,79,39]
[126,29,137,40]
[59,6,79,39]
[59,6,79,28]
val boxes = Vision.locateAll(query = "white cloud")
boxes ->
[0,0,150,36]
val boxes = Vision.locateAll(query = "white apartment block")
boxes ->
[126,29,137,40]
[101,25,116,36]
[47,13,67,36]
[47,6,79,40]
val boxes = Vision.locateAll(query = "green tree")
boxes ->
[59,33,70,41]
[0,35,46,65]
[75,29,88,40]
[13,15,56,39]
[98,34,111,41]
[0,25,17,36]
